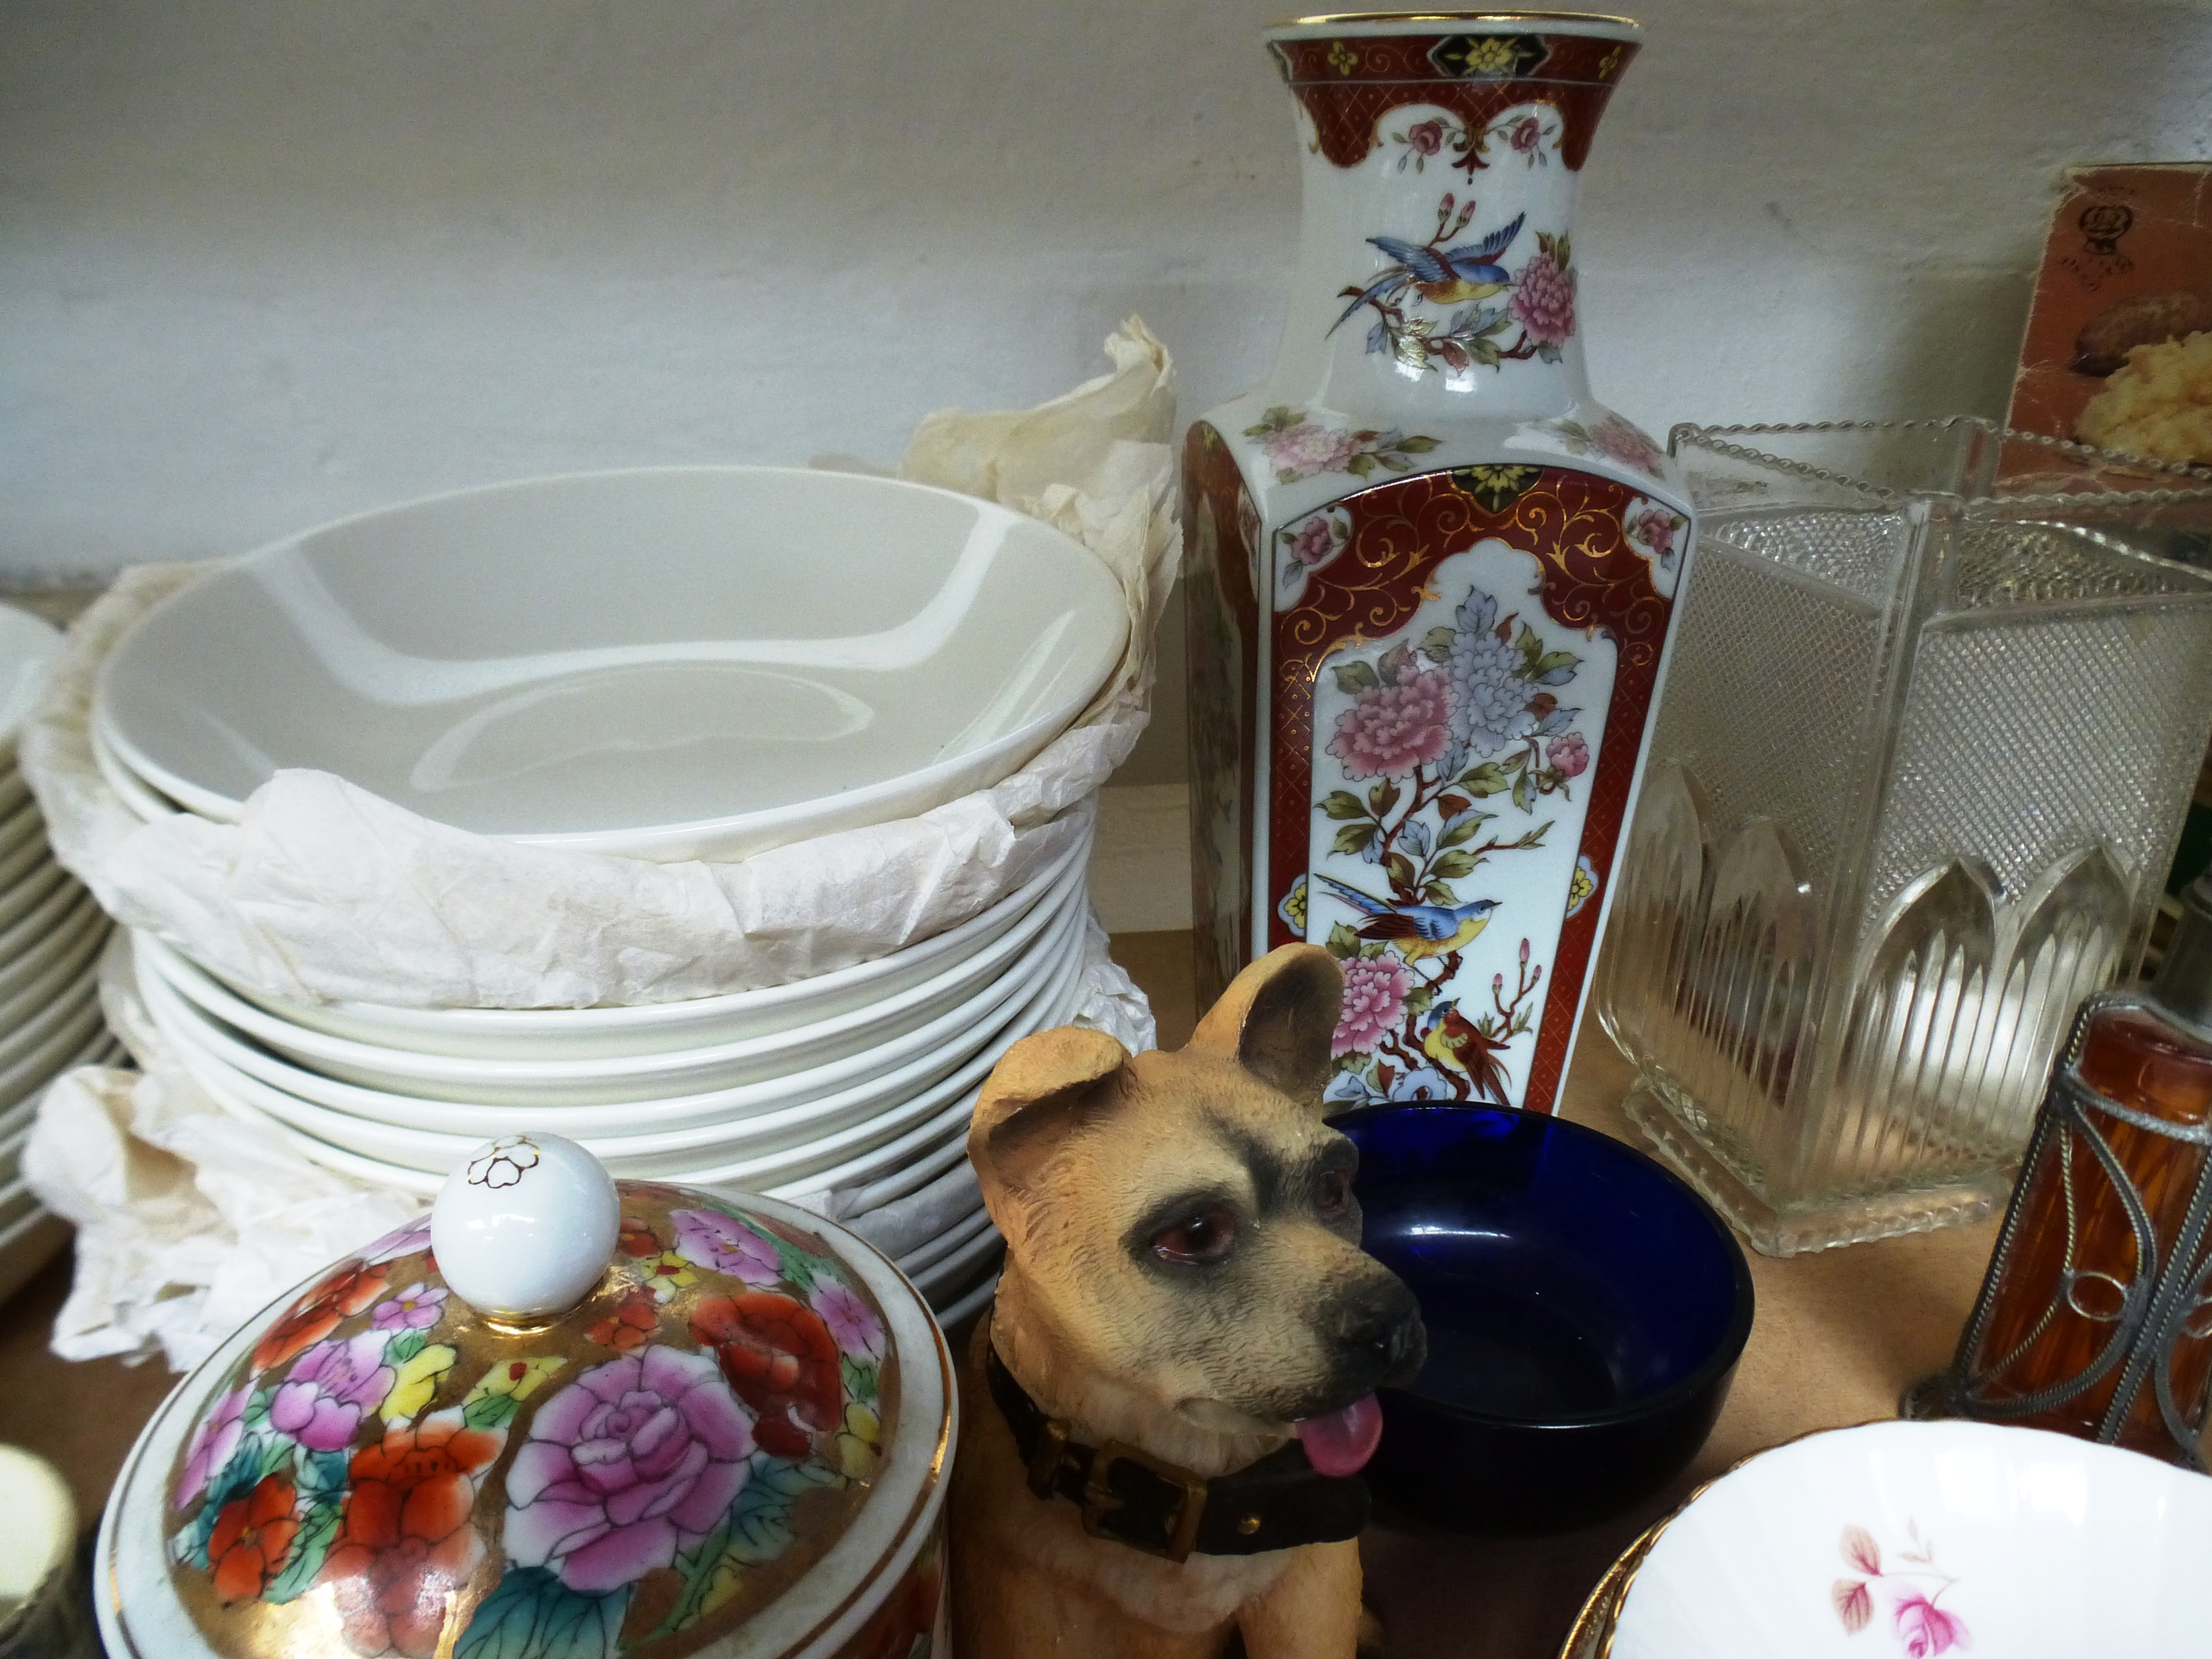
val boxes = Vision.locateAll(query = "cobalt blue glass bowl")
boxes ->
[1335,1103,1754,1535]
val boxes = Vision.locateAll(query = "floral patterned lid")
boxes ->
[97,1145,954,1659]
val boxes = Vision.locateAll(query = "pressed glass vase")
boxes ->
[1184,11,1695,1117]
[1599,420,2212,1254]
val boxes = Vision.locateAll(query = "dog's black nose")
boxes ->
[1333,1277,1427,1387]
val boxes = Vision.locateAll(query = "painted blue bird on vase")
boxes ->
[1328,202,1527,335]
[1310,872,1501,964]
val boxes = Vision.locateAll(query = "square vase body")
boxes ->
[1598,421,2212,1253]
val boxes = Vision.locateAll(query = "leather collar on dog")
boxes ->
[985,1341,1371,1563]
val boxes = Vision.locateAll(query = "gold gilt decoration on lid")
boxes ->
[159,1183,900,1659]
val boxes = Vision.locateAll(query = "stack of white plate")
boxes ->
[0,605,124,1302]
[89,469,1131,1322]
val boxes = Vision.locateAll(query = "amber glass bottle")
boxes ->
[1945,872,2212,1460]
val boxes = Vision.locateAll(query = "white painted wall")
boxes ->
[6,0,2209,779]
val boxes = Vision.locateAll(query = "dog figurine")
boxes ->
[949,944,1427,1658]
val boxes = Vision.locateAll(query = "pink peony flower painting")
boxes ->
[671,1207,784,1286]
[1262,421,1362,481]
[1333,956,1414,1057]
[1326,662,1455,780]
[1405,118,1446,156]
[503,1345,758,1595]
[1893,1593,1971,1658]
[1511,251,1576,346]
[1546,732,1590,779]
[269,1331,397,1453]
[1290,515,1338,568]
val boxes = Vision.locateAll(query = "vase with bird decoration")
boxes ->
[1183,10,1695,1115]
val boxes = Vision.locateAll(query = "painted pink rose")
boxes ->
[1333,955,1413,1057]
[1406,118,1446,156]
[1262,422,1362,481]
[504,1345,757,1595]
[1632,505,1678,560]
[270,1331,395,1453]
[1509,115,1542,152]
[1893,1593,1971,1657]
[1511,251,1575,346]
[1326,662,1454,780]
[176,1385,249,1509]
[811,1279,886,1363]
[370,1283,448,1334]
[1546,732,1589,778]
[1290,516,1337,568]
[671,1208,782,1286]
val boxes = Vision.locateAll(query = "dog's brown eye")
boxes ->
[1317,1168,1352,1219]
[1152,1206,1237,1265]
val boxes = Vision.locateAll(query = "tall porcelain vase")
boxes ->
[1185,12,1694,1115]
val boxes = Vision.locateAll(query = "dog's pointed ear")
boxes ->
[1187,944,1343,1107]
[968,1025,1132,1199]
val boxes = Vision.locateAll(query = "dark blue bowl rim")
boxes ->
[1333,1102,1757,1433]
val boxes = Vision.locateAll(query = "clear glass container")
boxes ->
[1596,420,2212,1254]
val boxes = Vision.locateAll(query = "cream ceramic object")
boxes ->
[137,846,1083,1102]
[0,1443,74,1606]
[138,890,1081,1113]
[430,1131,622,1321]
[152,911,1088,1189]
[1611,1420,2212,1659]
[96,466,1127,860]
[211,818,1092,1058]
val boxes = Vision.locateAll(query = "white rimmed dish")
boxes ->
[97,466,1128,862]
[1609,1419,2212,1659]
[145,901,1085,1169]
[143,899,1086,1160]
[0,880,102,994]
[210,812,1094,1059]
[91,716,178,823]
[0,833,61,918]
[166,916,1086,1197]
[139,883,1080,1112]
[0,988,104,1109]
[138,843,1084,1103]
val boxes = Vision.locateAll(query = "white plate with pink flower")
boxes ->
[1611,1420,2212,1659]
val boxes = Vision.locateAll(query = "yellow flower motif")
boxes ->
[1567,862,1596,916]
[1598,45,1623,79]
[644,1251,697,1302]
[837,1402,883,1481]
[1326,40,1358,76]
[1464,37,1520,74]
[463,1355,565,1406]
[380,1343,457,1423]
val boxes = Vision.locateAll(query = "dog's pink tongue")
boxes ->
[1294,1394,1384,1478]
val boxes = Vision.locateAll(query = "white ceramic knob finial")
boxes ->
[430,1133,621,1322]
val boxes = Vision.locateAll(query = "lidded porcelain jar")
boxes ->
[98,1135,953,1659]
[1185,10,1696,1115]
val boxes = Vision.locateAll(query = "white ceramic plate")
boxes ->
[0,880,102,992]
[207,814,1094,1058]
[90,718,178,823]
[933,1267,1000,1327]
[168,915,1088,1198]
[911,1223,1005,1300]
[144,901,1085,1162]
[0,608,61,759]
[140,887,1079,1113]
[0,987,104,1111]
[97,467,1127,862]
[0,797,44,866]
[0,836,62,924]
[1611,1420,2212,1659]
[0,766,30,822]
[0,915,109,1047]
[140,843,1084,1102]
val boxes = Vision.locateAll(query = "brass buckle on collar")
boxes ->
[1082,1439,1209,1563]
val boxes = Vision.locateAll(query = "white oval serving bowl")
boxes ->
[1611,1419,2212,1659]
[96,466,1128,861]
